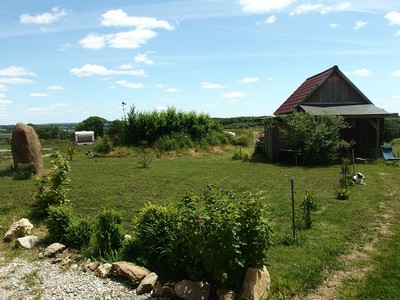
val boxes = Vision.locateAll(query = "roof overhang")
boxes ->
[299,104,393,118]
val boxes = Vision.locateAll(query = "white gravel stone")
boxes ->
[0,257,152,299]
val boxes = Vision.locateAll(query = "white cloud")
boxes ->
[48,85,64,90]
[0,83,7,91]
[238,77,259,83]
[20,7,67,25]
[165,88,182,93]
[221,91,249,98]
[390,70,400,77]
[330,23,340,29]
[344,68,373,77]
[395,30,400,37]
[290,3,323,16]
[353,20,367,30]
[289,2,351,16]
[0,66,36,77]
[257,15,277,25]
[60,43,73,51]
[240,0,295,13]
[201,82,226,89]
[30,92,49,97]
[116,80,145,89]
[108,30,157,49]
[135,52,155,65]
[0,93,12,106]
[0,78,33,84]
[101,9,175,30]
[80,30,157,49]
[79,33,107,49]
[385,11,400,25]
[70,64,146,77]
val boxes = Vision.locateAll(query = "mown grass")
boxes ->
[1,144,400,299]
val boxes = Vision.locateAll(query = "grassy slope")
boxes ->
[1,147,400,298]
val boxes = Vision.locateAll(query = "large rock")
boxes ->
[175,280,211,300]
[241,265,271,300]
[11,122,44,175]
[16,235,43,249]
[136,272,158,295]
[42,243,66,258]
[95,263,112,278]
[3,218,34,242]
[111,261,151,285]
[217,288,236,300]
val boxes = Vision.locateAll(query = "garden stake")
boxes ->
[352,149,355,175]
[291,178,296,240]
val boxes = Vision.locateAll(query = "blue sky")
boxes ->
[1,0,400,124]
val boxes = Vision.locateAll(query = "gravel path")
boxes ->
[0,253,152,300]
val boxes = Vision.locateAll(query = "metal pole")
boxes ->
[291,178,296,240]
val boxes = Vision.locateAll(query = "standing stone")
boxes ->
[11,122,44,175]
[241,265,271,300]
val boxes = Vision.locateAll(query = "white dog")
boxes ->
[353,172,366,185]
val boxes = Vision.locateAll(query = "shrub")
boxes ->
[14,163,35,180]
[46,205,74,244]
[45,205,93,250]
[66,219,93,250]
[131,203,178,274]
[93,135,113,154]
[300,191,318,229]
[31,152,71,217]
[64,142,77,161]
[128,186,273,288]
[279,111,350,164]
[95,208,125,258]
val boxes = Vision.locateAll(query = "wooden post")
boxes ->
[352,149,355,175]
[291,178,296,240]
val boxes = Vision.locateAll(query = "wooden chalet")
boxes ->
[265,65,393,162]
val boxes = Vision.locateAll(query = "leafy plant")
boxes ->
[128,185,273,288]
[64,142,77,161]
[14,163,35,180]
[31,152,71,217]
[300,191,318,229]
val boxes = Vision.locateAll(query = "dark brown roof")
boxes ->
[274,65,347,115]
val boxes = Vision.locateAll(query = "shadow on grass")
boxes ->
[0,165,13,177]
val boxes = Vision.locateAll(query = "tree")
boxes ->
[384,117,400,142]
[279,111,350,164]
[75,116,107,138]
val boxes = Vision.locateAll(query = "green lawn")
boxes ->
[1,146,400,299]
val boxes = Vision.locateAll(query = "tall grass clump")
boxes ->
[94,208,125,259]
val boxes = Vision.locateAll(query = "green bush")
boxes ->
[93,135,113,154]
[45,205,93,250]
[95,208,125,258]
[128,186,273,288]
[66,219,93,250]
[300,191,318,229]
[279,111,350,164]
[14,163,35,180]
[131,203,178,274]
[46,205,74,244]
[31,152,71,217]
